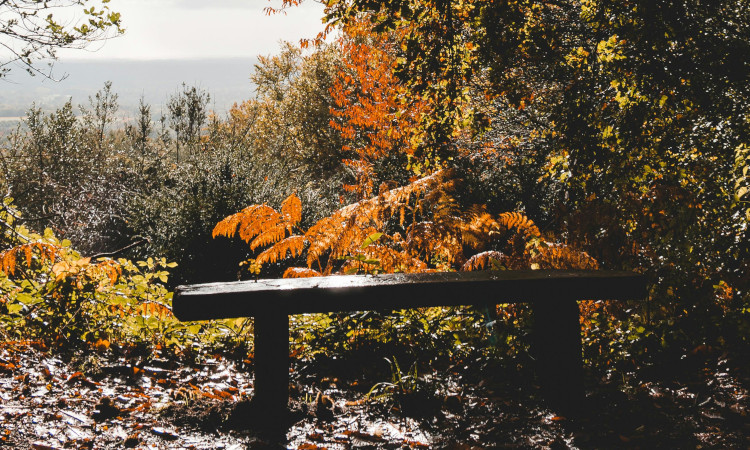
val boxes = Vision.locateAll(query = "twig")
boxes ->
[90,238,149,260]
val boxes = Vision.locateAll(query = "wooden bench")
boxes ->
[173,270,646,428]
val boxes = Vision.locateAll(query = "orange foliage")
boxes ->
[283,267,322,278]
[215,170,601,280]
[533,244,599,270]
[304,170,453,273]
[50,256,124,292]
[330,20,431,198]
[136,301,172,320]
[461,251,505,272]
[257,235,306,265]
[0,242,59,276]
[212,193,302,251]
[498,212,541,240]
[0,239,125,296]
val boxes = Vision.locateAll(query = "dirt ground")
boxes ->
[1,342,748,449]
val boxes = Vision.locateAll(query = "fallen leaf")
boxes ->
[343,430,384,442]
[151,427,179,441]
[31,443,63,450]
[297,443,323,450]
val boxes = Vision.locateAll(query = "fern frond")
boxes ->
[305,170,458,271]
[256,235,306,265]
[249,225,288,251]
[305,214,342,268]
[212,204,282,244]
[461,251,505,271]
[498,212,541,239]
[304,199,378,272]
[432,192,461,225]
[461,206,500,250]
[406,221,464,264]
[283,267,321,278]
[215,170,459,275]
[362,246,428,273]
[380,169,451,207]
[237,206,283,243]
[281,193,302,228]
[533,244,599,270]
[215,194,304,254]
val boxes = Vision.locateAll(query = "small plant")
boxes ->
[366,357,441,418]
[366,357,422,402]
[341,232,383,275]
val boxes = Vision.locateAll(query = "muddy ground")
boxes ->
[1,342,748,449]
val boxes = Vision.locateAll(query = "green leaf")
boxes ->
[16,293,37,305]
[361,232,383,248]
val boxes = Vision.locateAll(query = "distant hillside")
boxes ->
[0,58,259,119]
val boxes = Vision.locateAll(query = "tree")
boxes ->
[229,42,345,174]
[125,96,154,174]
[0,0,123,79]
[167,83,210,162]
[329,19,432,198]
[81,81,119,150]
[278,0,750,352]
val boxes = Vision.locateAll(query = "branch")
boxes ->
[90,238,149,260]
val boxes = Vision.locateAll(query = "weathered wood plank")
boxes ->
[173,270,646,321]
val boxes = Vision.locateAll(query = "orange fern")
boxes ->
[212,194,302,251]
[461,206,500,251]
[461,251,505,271]
[281,193,302,229]
[215,170,600,278]
[406,221,464,264]
[497,212,541,239]
[283,267,322,278]
[256,235,306,265]
[533,244,599,270]
[362,246,428,273]
[304,170,454,272]
[212,204,279,241]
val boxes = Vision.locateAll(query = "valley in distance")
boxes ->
[0,58,258,134]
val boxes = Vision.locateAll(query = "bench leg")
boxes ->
[532,299,584,414]
[253,311,290,427]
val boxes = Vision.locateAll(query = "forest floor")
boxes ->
[1,342,749,450]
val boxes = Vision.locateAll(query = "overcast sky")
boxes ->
[59,0,327,60]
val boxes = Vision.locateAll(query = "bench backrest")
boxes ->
[173,270,646,321]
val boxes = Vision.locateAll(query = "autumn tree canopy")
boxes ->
[329,20,433,197]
